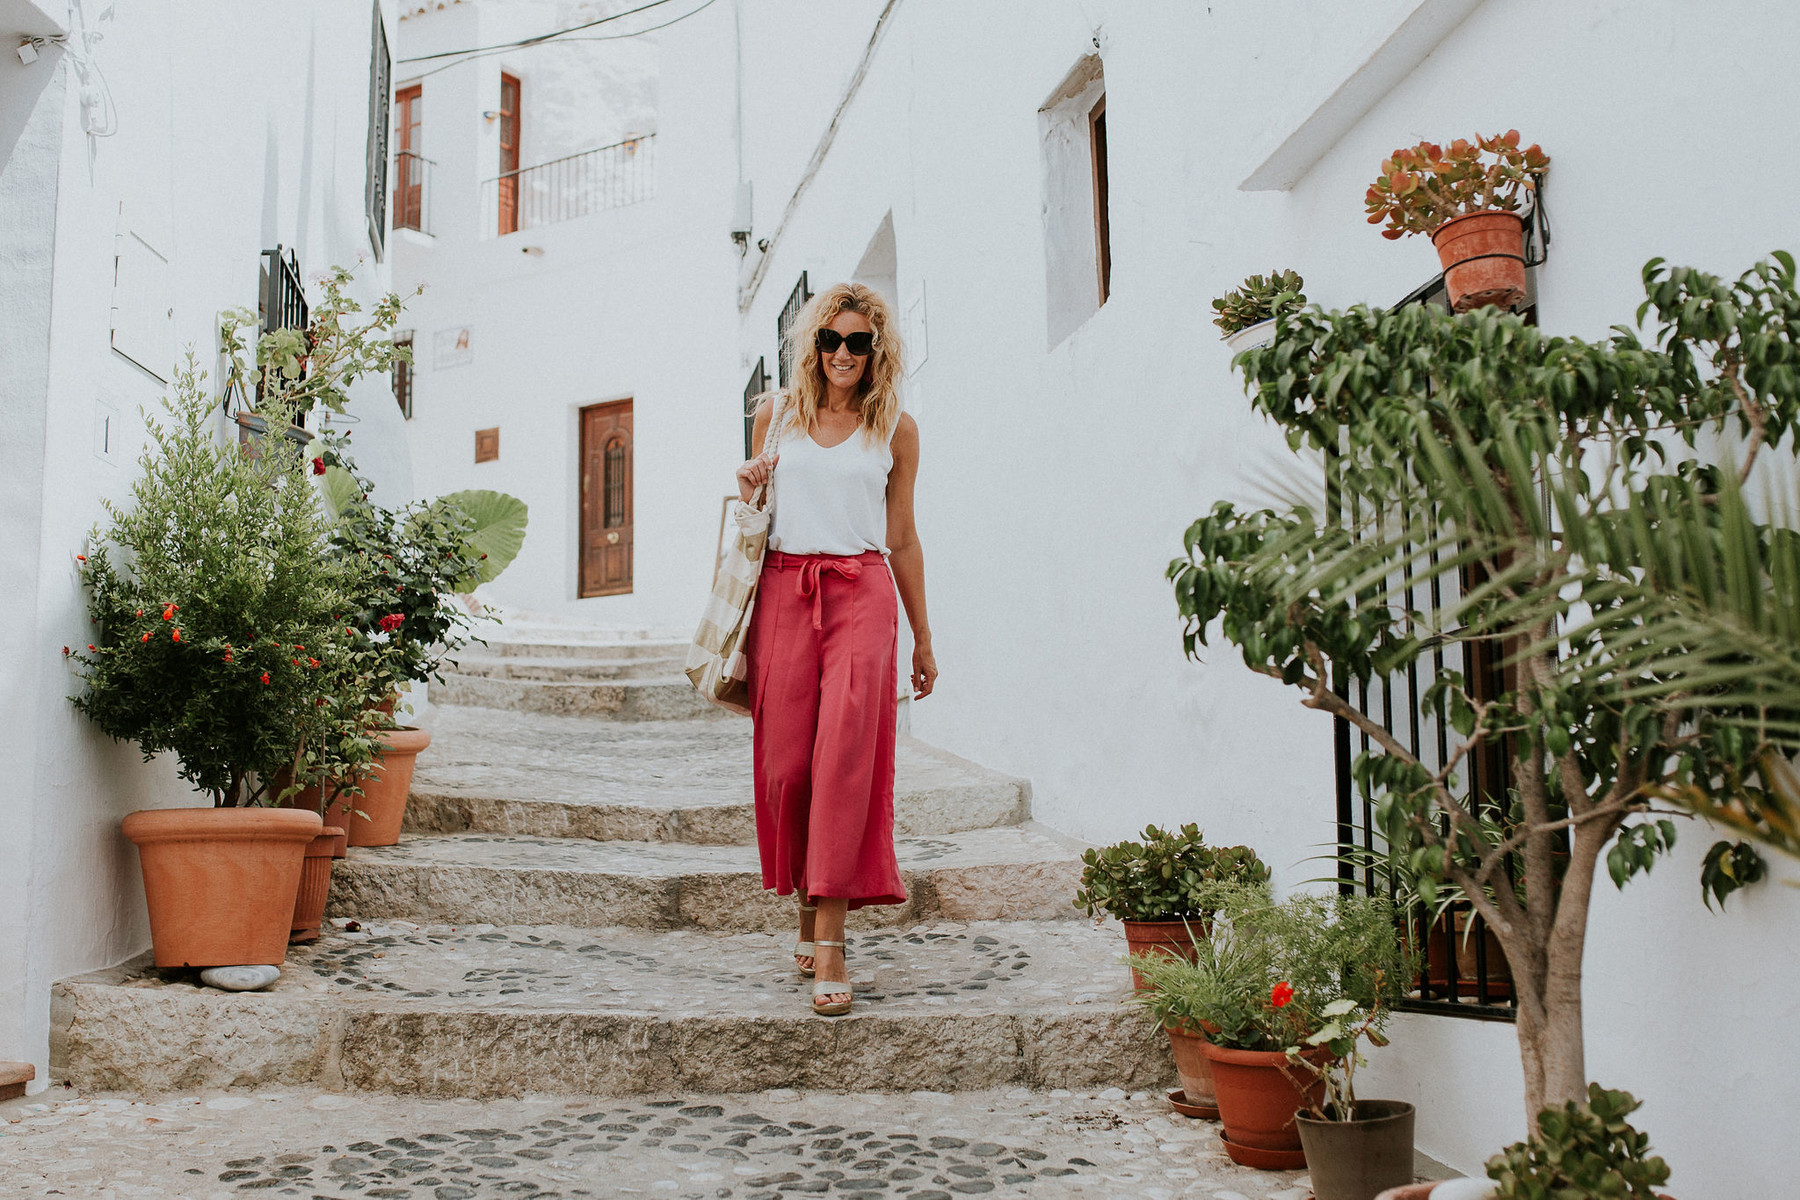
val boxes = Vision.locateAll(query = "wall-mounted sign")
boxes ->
[434,325,474,369]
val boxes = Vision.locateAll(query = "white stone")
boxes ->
[1097,1087,1127,1101]
[197,966,281,992]
[202,1097,251,1111]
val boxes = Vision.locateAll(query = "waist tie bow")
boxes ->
[794,557,864,630]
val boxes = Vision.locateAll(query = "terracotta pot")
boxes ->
[1202,1041,1331,1166]
[1165,1022,1218,1112]
[289,826,346,943]
[1432,211,1528,313]
[277,781,355,856]
[346,726,432,847]
[1122,917,1204,990]
[1423,913,1513,1000]
[1297,1100,1416,1200]
[122,806,323,969]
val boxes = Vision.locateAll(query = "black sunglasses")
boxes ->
[815,329,876,356]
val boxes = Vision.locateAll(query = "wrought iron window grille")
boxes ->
[393,331,414,419]
[364,1,391,260]
[776,272,812,389]
[743,355,769,459]
[479,135,655,239]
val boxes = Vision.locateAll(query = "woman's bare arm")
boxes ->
[885,414,937,698]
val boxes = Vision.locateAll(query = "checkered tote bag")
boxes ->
[686,399,785,715]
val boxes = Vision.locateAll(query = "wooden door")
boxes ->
[395,84,423,230]
[580,400,633,596]
[497,73,521,235]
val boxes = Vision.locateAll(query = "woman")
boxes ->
[737,281,937,1017]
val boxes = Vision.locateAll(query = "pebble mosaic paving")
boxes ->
[0,1087,1316,1199]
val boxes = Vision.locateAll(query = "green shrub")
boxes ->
[1130,887,1412,1050]
[70,361,367,806]
[1075,824,1269,922]
[1487,1086,1671,1200]
[1211,271,1306,334]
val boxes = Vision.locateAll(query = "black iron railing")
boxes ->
[394,151,434,234]
[743,356,769,459]
[776,272,811,388]
[260,246,308,338]
[481,135,655,238]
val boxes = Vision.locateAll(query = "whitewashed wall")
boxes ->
[392,0,747,631]
[0,0,401,1090]
[729,0,1800,1193]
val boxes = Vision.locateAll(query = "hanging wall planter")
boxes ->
[1365,131,1548,313]
[1214,271,1306,354]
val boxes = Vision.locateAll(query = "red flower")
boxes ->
[171,629,182,643]
[75,554,86,562]
[87,644,96,651]
[345,627,355,636]
[140,632,150,643]
[314,697,327,706]
[378,613,405,633]
[61,645,70,656]
[292,658,301,666]
[294,645,304,652]
[310,457,326,476]
[161,603,177,621]
[222,650,234,663]
[1271,982,1295,1009]
[135,608,143,617]
[308,658,320,668]
[260,672,271,685]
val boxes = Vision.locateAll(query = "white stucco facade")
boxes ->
[0,0,402,1091]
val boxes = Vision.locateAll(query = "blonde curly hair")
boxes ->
[768,282,906,445]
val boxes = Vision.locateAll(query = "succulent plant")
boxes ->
[1212,271,1306,335]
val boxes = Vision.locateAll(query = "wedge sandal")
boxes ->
[811,938,852,1016]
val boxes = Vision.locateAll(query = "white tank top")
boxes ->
[768,414,893,556]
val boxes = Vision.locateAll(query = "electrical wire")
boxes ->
[397,0,679,63]
[406,0,721,81]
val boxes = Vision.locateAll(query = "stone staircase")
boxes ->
[50,636,1165,1099]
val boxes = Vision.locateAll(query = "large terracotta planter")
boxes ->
[290,826,346,943]
[1165,1022,1219,1114]
[1297,1100,1416,1200]
[1432,211,1528,313]
[1122,917,1204,990]
[1202,1041,1331,1169]
[122,806,323,968]
[277,781,355,856]
[346,726,432,847]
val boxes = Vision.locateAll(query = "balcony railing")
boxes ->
[481,134,655,239]
[394,150,434,235]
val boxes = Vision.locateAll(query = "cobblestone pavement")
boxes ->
[1,1087,1312,1200]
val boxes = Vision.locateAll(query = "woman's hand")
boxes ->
[911,639,938,700]
[736,450,778,503]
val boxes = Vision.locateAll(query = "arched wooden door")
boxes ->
[579,399,633,596]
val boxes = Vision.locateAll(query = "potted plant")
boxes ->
[1375,1086,1672,1200]
[1075,824,1269,987]
[1131,887,1411,1170]
[1363,131,1549,312]
[1290,998,1415,1200]
[69,361,358,968]
[288,424,527,847]
[1173,253,1800,1125]
[1213,271,1306,353]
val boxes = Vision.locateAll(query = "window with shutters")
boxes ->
[395,84,425,232]
[497,73,522,236]
[364,1,391,259]
[393,331,414,418]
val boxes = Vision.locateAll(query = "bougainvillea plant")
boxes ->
[70,360,376,806]
[1364,130,1549,240]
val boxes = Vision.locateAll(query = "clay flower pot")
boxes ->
[122,806,323,968]
[1297,1100,1416,1200]
[346,726,432,847]
[1122,917,1204,990]
[1201,1041,1331,1169]
[290,826,346,943]
[1165,1022,1219,1116]
[1432,211,1528,313]
[277,781,355,857]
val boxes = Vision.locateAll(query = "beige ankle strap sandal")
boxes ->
[795,900,819,976]
[810,939,851,1016]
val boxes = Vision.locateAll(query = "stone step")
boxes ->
[487,638,690,661]
[432,673,718,720]
[328,825,1083,930]
[404,706,1029,844]
[51,919,1164,1098]
[446,653,689,683]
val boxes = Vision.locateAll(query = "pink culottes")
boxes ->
[747,550,906,910]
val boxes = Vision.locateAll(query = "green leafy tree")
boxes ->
[71,361,364,806]
[1169,253,1800,1117]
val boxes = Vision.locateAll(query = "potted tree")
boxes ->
[1131,888,1411,1170]
[1213,270,1307,353]
[1363,131,1548,312]
[1075,824,1269,987]
[1170,252,1800,1124]
[70,361,356,968]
